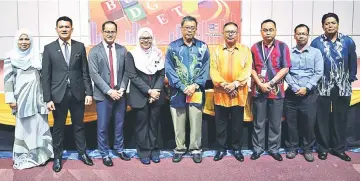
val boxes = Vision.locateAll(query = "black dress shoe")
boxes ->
[102,156,113,167]
[52,159,62,172]
[250,152,262,160]
[269,153,283,161]
[79,154,94,166]
[234,151,244,162]
[214,150,226,161]
[318,152,328,160]
[331,151,351,162]
[151,156,160,163]
[192,153,202,163]
[172,153,183,163]
[140,158,150,165]
[116,152,131,161]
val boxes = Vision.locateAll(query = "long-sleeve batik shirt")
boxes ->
[311,33,357,96]
[165,38,210,108]
[210,43,252,107]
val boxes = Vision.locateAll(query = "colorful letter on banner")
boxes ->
[101,0,125,21]
[119,0,138,8]
[124,3,147,22]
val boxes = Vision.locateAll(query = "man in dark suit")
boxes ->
[42,16,94,172]
[88,21,130,167]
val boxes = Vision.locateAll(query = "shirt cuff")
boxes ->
[107,89,112,95]
[233,81,240,88]
[305,84,314,91]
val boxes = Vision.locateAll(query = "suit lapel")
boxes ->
[54,40,68,68]
[99,43,111,71]
[115,44,122,73]
[69,40,75,67]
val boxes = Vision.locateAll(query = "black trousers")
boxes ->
[284,89,318,152]
[52,87,86,159]
[134,103,161,159]
[316,87,351,153]
[214,105,244,151]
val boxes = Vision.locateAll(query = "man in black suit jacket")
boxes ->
[41,16,94,172]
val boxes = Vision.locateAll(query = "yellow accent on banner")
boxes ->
[182,1,198,14]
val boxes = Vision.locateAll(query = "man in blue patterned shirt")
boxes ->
[285,24,323,162]
[311,13,357,162]
[165,16,210,163]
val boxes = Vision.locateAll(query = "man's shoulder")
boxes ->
[115,43,127,51]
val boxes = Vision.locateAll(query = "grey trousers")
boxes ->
[170,105,203,154]
[252,97,284,154]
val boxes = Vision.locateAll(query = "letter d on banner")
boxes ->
[124,3,146,22]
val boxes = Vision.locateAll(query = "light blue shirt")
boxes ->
[285,45,324,92]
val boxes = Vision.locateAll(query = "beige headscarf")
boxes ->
[131,27,164,75]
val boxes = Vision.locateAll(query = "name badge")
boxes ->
[261,68,267,77]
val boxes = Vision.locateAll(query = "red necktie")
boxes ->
[107,44,114,88]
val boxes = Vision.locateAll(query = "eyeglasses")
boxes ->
[261,28,275,33]
[103,30,117,34]
[182,26,197,31]
[139,36,152,41]
[224,31,238,35]
[295,33,309,36]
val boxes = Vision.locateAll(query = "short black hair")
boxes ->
[181,16,198,27]
[102,21,117,31]
[56,16,73,27]
[294,24,310,34]
[223,22,238,30]
[261,19,276,28]
[322,13,339,25]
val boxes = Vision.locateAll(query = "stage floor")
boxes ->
[0,152,359,181]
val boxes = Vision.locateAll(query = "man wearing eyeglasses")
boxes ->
[284,24,323,162]
[250,19,291,161]
[88,21,131,166]
[210,22,252,162]
[165,16,210,163]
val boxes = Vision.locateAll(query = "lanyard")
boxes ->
[261,41,274,66]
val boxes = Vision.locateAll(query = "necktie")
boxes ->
[108,44,115,88]
[63,42,70,65]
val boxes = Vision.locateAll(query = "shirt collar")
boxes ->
[102,41,115,49]
[179,38,196,47]
[262,40,275,48]
[223,43,240,50]
[321,33,342,42]
[292,45,310,53]
[58,38,71,46]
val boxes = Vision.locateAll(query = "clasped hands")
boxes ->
[108,88,125,100]
[148,89,161,103]
[221,82,240,98]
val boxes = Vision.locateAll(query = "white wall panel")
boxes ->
[59,0,80,37]
[38,0,59,36]
[292,1,313,35]
[312,1,333,35]
[272,1,293,35]
[353,0,360,35]
[0,1,18,36]
[250,0,272,35]
[241,0,251,35]
[18,1,39,36]
[334,1,354,35]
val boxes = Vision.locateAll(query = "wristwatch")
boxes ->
[269,80,275,86]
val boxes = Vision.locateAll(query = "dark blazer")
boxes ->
[41,39,93,103]
[88,42,129,101]
[125,52,165,108]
